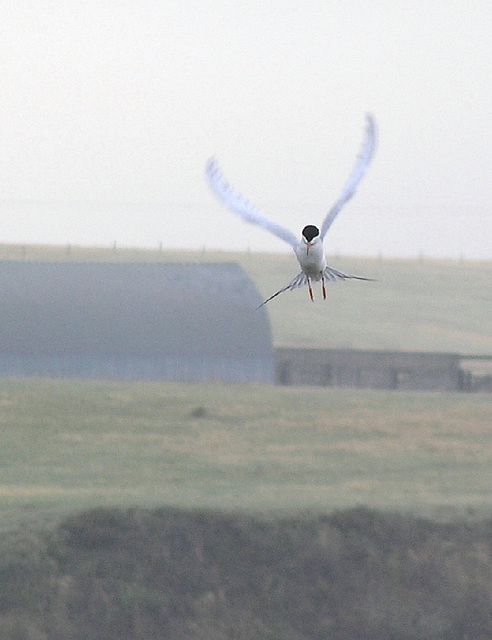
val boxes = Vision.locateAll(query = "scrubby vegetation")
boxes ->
[0,506,491,639]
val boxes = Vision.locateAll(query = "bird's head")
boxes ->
[301,225,320,253]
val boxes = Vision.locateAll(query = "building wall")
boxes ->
[275,348,464,391]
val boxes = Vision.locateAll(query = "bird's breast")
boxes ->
[295,242,326,277]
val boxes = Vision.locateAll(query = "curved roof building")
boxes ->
[0,262,273,382]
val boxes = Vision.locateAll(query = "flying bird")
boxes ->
[206,114,377,308]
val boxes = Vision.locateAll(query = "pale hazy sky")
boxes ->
[1,1,491,259]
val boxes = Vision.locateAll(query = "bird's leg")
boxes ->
[307,277,314,301]
[321,274,327,299]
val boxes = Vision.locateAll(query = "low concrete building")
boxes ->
[275,348,466,391]
[0,261,274,383]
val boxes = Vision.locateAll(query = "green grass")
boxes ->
[1,378,491,531]
[241,252,492,355]
[0,244,490,529]
[1,243,490,355]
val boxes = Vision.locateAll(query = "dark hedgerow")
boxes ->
[0,506,491,640]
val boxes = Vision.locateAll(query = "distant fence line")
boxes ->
[0,243,477,264]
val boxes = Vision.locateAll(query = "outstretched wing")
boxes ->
[320,113,377,240]
[206,158,299,249]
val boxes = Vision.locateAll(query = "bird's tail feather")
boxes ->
[256,273,307,309]
[322,266,374,282]
[256,267,373,308]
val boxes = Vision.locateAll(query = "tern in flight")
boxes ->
[206,113,377,308]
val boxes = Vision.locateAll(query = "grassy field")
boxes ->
[1,243,490,355]
[0,244,490,530]
[1,377,491,531]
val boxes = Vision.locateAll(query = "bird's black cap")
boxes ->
[302,225,319,242]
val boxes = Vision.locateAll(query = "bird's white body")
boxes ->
[294,237,326,279]
[206,114,377,307]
